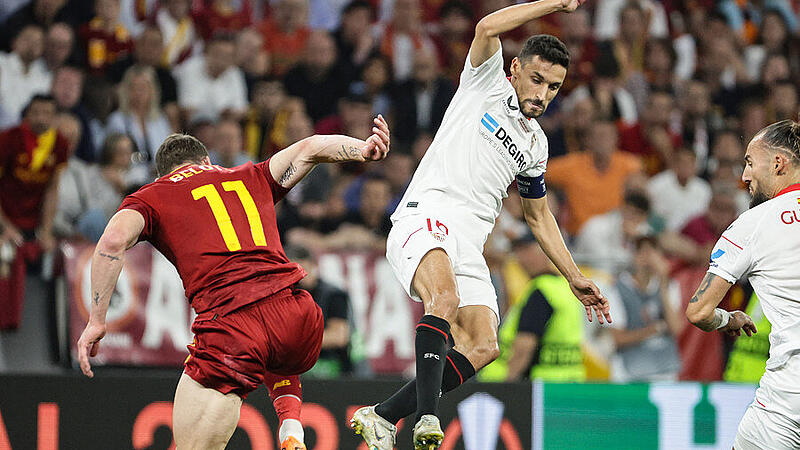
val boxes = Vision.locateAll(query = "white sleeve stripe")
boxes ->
[707,267,738,284]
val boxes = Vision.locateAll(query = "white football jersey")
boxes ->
[708,183,800,372]
[392,45,549,244]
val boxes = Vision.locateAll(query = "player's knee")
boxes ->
[425,292,460,322]
[471,340,500,369]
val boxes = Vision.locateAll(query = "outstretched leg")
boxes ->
[375,305,499,424]
[264,372,305,449]
[173,373,242,450]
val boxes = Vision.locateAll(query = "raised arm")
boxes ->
[520,195,611,323]
[685,273,757,336]
[268,115,390,189]
[77,209,145,377]
[470,0,584,67]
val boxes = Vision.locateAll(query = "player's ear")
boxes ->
[202,156,212,166]
[510,57,520,76]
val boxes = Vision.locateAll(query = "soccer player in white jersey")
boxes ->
[350,1,611,448]
[686,120,800,450]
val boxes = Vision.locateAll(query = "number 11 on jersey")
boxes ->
[191,180,267,251]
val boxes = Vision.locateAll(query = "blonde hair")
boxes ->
[118,64,161,120]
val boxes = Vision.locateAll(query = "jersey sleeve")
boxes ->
[118,192,156,241]
[254,158,291,203]
[707,213,758,283]
[460,45,507,94]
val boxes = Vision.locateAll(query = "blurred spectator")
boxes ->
[738,99,768,143]
[679,80,722,172]
[723,293,771,383]
[0,95,67,259]
[287,244,352,377]
[154,0,198,67]
[376,0,436,81]
[242,78,287,160]
[743,10,793,82]
[547,95,596,158]
[54,111,82,152]
[382,152,414,212]
[108,26,180,130]
[81,76,115,150]
[768,80,798,123]
[607,237,683,382]
[594,0,668,41]
[258,0,311,76]
[333,0,376,74]
[117,0,157,38]
[565,49,637,126]
[316,93,373,140]
[106,64,172,186]
[557,9,596,93]
[235,27,270,95]
[78,0,134,76]
[605,2,651,82]
[174,33,248,120]
[208,119,251,167]
[432,0,474,83]
[187,111,217,148]
[647,147,711,232]
[43,22,75,72]
[391,46,455,145]
[0,96,65,328]
[54,133,132,241]
[353,53,393,117]
[52,65,97,163]
[0,0,79,52]
[574,191,652,275]
[193,0,253,41]
[663,183,741,267]
[547,120,644,235]
[308,0,351,31]
[0,25,52,123]
[480,234,586,382]
[284,30,354,122]
[706,131,748,211]
[618,89,682,175]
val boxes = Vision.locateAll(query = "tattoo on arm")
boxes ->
[93,292,100,305]
[98,251,120,262]
[689,273,716,303]
[334,145,363,162]
[279,163,297,185]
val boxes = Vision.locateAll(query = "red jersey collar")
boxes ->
[776,183,800,197]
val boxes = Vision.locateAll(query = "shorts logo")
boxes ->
[427,218,448,242]
[273,379,292,389]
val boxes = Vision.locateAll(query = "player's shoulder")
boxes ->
[724,202,769,241]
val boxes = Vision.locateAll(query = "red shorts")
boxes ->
[184,287,323,397]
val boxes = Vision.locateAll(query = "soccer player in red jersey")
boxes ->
[77,115,390,450]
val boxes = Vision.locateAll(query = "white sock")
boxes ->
[279,418,304,443]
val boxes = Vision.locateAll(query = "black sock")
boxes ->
[413,315,450,422]
[375,349,476,424]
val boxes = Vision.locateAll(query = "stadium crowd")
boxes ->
[0,0,798,382]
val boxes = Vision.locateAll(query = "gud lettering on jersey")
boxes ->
[393,44,548,242]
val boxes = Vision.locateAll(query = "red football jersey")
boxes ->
[118,160,306,315]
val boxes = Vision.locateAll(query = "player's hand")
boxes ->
[569,276,612,324]
[721,311,757,337]
[77,321,106,378]
[558,0,587,13]
[362,115,390,161]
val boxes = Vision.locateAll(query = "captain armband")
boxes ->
[516,174,546,199]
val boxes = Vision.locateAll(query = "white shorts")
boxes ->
[735,358,800,450]
[734,405,800,450]
[386,213,499,320]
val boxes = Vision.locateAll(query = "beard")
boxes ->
[520,99,545,119]
[749,189,771,208]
